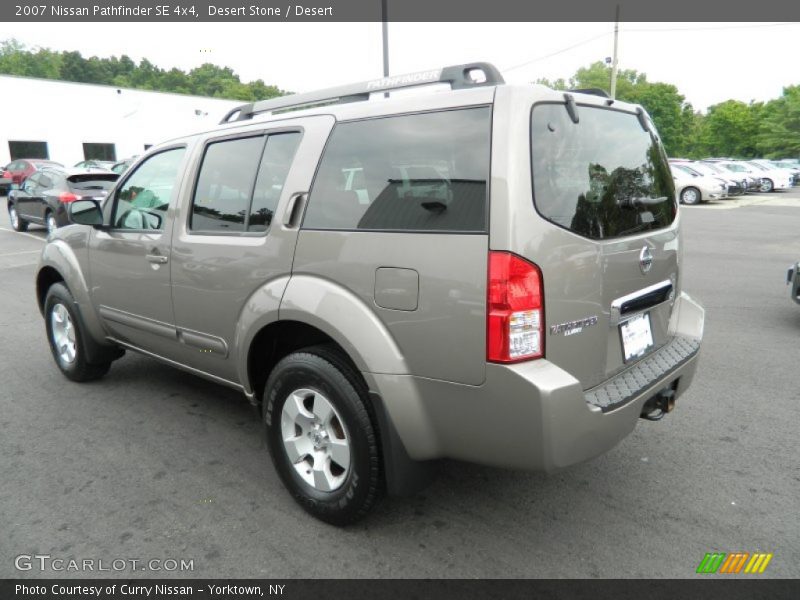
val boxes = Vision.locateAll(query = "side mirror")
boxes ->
[68,199,105,227]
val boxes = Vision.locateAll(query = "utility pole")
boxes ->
[609,4,620,99]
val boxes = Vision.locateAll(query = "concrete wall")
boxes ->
[0,76,241,166]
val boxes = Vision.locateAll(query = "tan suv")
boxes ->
[34,62,704,524]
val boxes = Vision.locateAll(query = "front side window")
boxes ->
[531,104,676,240]
[112,147,186,231]
[303,107,491,232]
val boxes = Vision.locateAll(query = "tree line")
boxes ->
[1,41,797,159]
[0,39,285,102]
[537,61,799,159]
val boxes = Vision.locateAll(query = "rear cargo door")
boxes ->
[496,93,680,390]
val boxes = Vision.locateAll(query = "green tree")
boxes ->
[756,86,800,158]
[698,100,761,157]
[536,61,697,156]
[0,38,286,101]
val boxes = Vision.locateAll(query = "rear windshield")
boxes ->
[67,174,118,192]
[531,104,676,240]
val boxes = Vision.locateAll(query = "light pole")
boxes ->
[381,0,389,79]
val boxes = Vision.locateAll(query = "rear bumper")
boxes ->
[369,292,704,472]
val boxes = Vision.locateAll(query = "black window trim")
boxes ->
[300,104,494,235]
[529,100,677,242]
[186,126,305,238]
[105,143,188,234]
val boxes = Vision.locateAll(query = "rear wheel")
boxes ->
[760,178,774,193]
[263,346,381,525]
[45,210,57,235]
[44,283,111,382]
[8,204,28,232]
[680,187,701,205]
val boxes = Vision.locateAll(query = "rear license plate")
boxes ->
[620,312,654,362]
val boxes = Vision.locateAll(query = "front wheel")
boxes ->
[44,283,111,382]
[680,187,701,205]
[45,210,57,235]
[263,347,381,525]
[760,178,774,193]
[8,204,28,232]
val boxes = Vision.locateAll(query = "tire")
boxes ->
[44,283,111,382]
[759,178,774,193]
[680,186,701,205]
[45,210,57,235]
[263,346,381,525]
[8,203,28,232]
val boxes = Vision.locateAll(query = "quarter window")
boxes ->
[112,147,186,231]
[303,107,491,232]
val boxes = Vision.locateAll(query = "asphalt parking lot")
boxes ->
[1,190,798,579]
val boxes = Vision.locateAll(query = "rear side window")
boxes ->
[191,132,301,233]
[531,104,676,240]
[303,107,491,232]
[249,133,302,232]
[191,136,265,233]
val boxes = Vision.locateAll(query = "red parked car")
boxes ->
[2,159,64,187]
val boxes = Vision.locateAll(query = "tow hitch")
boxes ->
[640,387,676,421]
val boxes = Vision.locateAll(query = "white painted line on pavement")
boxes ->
[0,261,39,271]
[0,250,41,257]
[0,226,46,242]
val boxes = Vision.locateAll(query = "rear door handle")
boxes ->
[283,192,308,228]
[146,254,168,264]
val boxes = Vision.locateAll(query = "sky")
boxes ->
[5,21,800,111]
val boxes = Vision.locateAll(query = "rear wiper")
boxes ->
[617,196,668,208]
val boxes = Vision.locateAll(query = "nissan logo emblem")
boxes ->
[639,246,654,274]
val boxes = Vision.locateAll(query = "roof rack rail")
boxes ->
[220,62,505,124]
[567,88,611,98]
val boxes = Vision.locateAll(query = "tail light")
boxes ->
[59,192,81,203]
[487,251,544,363]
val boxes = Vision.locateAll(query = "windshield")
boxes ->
[673,164,700,176]
[722,163,746,173]
[531,104,676,240]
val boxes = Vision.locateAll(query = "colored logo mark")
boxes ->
[696,552,773,574]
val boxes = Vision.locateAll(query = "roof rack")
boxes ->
[220,62,505,124]
[567,88,611,98]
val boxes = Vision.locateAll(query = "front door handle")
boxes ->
[146,254,168,264]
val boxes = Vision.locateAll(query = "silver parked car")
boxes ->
[34,62,704,524]
[670,163,728,204]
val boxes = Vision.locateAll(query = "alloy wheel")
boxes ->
[50,303,77,364]
[280,388,351,492]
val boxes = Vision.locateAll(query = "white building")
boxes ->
[0,75,242,166]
